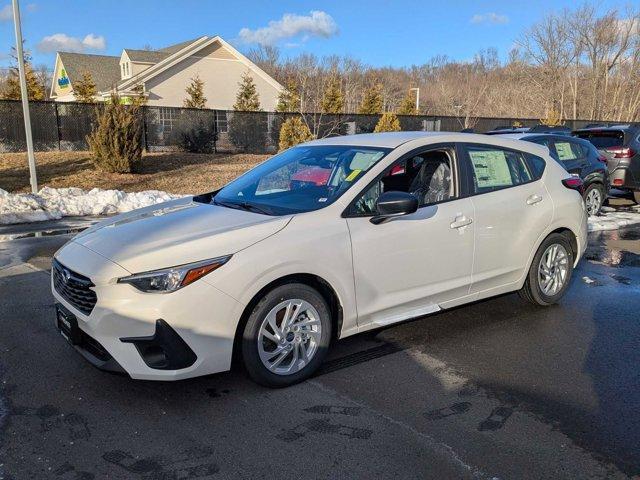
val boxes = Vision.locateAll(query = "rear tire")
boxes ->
[519,233,574,306]
[583,183,605,216]
[241,283,332,387]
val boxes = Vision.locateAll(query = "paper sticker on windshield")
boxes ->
[318,197,328,203]
[346,169,362,181]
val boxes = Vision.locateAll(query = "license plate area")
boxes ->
[56,305,81,345]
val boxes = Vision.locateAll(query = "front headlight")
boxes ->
[117,255,231,293]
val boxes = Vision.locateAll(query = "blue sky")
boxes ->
[0,0,628,69]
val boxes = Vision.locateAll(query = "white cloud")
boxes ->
[36,33,106,53]
[81,33,106,50]
[0,3,37,21]
[239,10,338,46]
[0,4,12,21]
[470,12,509,25]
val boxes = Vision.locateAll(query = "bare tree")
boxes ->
[241,1,640,123]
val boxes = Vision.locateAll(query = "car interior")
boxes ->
[353,148,453,214]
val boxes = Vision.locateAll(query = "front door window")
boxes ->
[352,148,454,215]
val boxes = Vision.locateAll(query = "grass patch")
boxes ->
[0,151,269,194]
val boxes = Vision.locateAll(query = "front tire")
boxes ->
[519,233,574,306]
[241,283,332,387]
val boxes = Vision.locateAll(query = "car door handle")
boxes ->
[526,194,543,205]
[450,216,473,229]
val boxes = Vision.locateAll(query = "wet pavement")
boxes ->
[0,215,639,479]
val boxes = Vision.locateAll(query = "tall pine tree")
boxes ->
[397,91,417,115]
[276,78,300,113]
[73,71,97,103]
[358,83,383,115]
[321,76,344,114]
[2,48,45,101]
[183,75,207,109]
[233,71,261,111]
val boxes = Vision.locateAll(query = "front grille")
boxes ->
[52,259,97,315]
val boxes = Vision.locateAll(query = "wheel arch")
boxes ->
[583,177,606,194]
[519,226,579,290]
[550,227,578,259]
[231,273,344,366]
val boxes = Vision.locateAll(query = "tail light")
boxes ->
[613,179,624,186]
[562,177,584,194]
[607,147,635,159]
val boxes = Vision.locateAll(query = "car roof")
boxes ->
[500,132,569,140]
[501,132,594,147]
[485,127,530,134]
[304,131,448,148]
[574,124,637,132]
[303,131,550,157]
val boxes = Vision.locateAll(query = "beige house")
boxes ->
[49,36,282,110]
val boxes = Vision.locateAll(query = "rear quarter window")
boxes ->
[524,153,546,180]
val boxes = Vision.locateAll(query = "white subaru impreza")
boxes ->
[52,132,587,387]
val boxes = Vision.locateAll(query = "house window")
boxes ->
[121,64,125,78]
[158,107,178,134]
[126,63,130,77]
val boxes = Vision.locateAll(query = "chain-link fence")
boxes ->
[0,100,621,154]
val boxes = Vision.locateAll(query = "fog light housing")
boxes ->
[121,320,197,370]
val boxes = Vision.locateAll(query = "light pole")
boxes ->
[11,0,38,194]
[409,87,420,113]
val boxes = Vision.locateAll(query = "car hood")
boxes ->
[71,197,292,273]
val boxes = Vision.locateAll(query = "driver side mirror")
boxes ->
[370,191,418,225]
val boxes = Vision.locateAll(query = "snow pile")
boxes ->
[0,187,185,225]
[588,205,640,232]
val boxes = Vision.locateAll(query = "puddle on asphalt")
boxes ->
[584,247,640,268]
[616,229,640,241]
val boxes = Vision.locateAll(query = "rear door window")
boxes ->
[464,145,533,194]
[552,140,584,162]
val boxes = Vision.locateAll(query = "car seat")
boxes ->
[409,153,451,204]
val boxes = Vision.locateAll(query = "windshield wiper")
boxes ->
[214,199,272,215]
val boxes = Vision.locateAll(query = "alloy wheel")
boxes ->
[257,299,321,375]
[585,187,602,216]
[537,243,569,296]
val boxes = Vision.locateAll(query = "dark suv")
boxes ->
[500,133,610,215]
[573,125,640,204]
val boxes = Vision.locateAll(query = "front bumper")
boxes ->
[52,241,242,381]
[55,303,127,374]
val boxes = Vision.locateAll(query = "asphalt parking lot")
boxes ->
[0,212,639,479]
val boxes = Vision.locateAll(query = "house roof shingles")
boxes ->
[158,37,204,54]
[58,52,121,92]
[57,37,206,94]
[124,49,170,64]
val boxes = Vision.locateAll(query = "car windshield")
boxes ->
[575,131,624,149]
[214,145,391,215]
